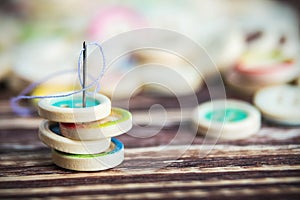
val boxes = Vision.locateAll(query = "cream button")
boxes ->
[60,108,132,140]
[38,92,111,123]
[39,120,111,154]
[234,51,299,85]
[31,83,76,105]
[193,99,261,140]
[52,138,124,171]
[254,85,300,125]
[225,70,268,96]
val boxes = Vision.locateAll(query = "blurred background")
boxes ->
[0,0,300,104]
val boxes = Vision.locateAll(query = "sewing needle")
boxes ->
[82,41,87,108]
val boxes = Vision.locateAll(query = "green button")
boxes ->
[205,108,248,122]
[52,97,100,108]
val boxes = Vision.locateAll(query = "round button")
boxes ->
[52,137,124,171]
[38,92,111,123]
[193,99,261,140]
[254,85,300,125]
[225,70,268,96]
[31,83,76,105]
[38,120,111,154]
[60,107,132,140]
[139,63,203,96]
[88,6,147,40]
[234,50,299,85]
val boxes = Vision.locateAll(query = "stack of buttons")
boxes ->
[37,92,132,171]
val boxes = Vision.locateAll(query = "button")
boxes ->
[140,64,203,96]
[31,83,75,105]
[207,28,245,73]
[99,66,143,99]
[38,92,111,123]
[234,50,299,85]
[254,85,300,125]
[88,6,147,40]
[60,108,132,140]
[193,99,261,140]
[52,137,124,171]
[225,70,268,96]
[12,38,77,91]
[38,120,111,154]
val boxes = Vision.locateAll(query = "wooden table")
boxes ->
[1,86,300,199]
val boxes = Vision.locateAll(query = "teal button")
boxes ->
[205,108,248,122]
[52,97,100,108]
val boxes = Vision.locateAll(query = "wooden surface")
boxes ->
[1,86,300,199]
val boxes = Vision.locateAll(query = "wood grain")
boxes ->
[1,90,300,199]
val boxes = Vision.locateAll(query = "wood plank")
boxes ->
[1,177,299,197]
[1,144,300,180]
[1,185,300,199]
[1,90,300,199]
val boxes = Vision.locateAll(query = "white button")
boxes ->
[38,92,111,123]
[140,64,203,96]
[193,99,261,140]
[225,70,267,96]
[234,51,299,85]
[254,85,300,125]
[100,69,143,99]
[52,138,124,171]
[60,108,132,140]
[13,38,78,90]
[207,28,245,73]
[38,120,111,154]
[31,81,75,105]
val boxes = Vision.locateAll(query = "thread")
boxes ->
[10,42,106,116]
